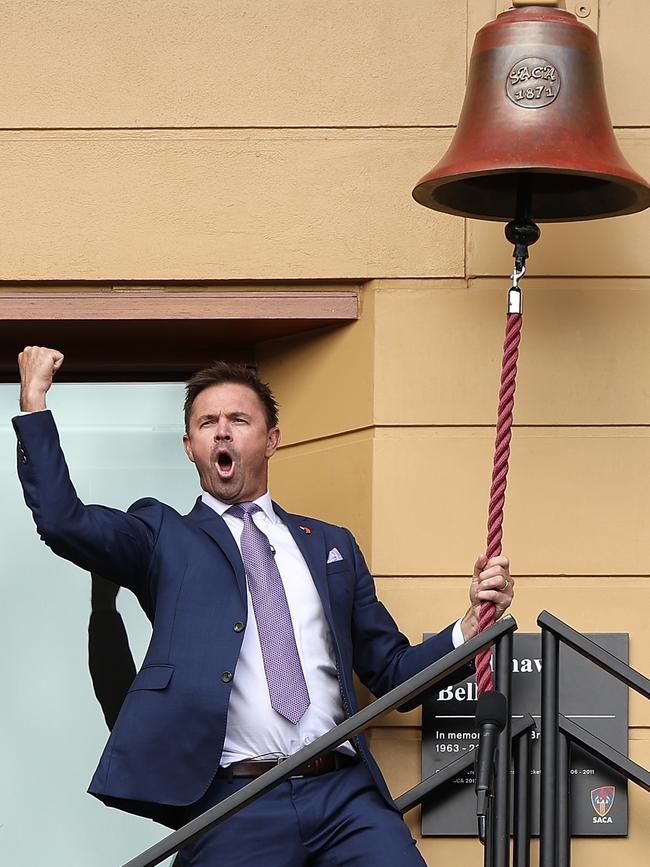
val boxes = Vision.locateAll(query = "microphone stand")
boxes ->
[480,762,496,867]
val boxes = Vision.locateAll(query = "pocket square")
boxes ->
[327,547,344,564]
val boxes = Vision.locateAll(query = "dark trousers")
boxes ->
[179,760,426,866]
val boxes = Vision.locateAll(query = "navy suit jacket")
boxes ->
[14,410,471,827]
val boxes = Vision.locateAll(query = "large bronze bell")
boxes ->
[413,4,650,222]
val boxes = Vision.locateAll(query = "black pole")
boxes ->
[557,732,571,867]
[513,728,532,867]
[485,791,496,867]
[540,628,560,867]
[493,631,513,867]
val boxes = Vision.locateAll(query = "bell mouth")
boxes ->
[413,169,650,223]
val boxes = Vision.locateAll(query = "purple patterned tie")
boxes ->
[228,502,310,724]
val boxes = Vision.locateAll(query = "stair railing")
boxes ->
[123,615,518,867]
[538,610,650,867]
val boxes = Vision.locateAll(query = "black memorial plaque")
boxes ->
[421,633,628,836]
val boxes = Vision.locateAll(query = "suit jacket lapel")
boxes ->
[273,503,334,627]
[186,497,247,603]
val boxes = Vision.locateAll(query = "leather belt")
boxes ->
[217,752,358,780]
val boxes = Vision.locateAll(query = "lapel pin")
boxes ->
[299,525,312,535]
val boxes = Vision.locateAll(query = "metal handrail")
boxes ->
[559,715,650,792]
[123,615,517,867]
[538,610,650,867]
[538,611,650,698]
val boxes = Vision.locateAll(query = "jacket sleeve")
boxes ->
[13,410,161,609]
[347,532,474,711]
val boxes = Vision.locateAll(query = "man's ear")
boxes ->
[265,426,281,458]
[182,432,195,463]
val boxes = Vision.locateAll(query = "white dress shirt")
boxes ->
[202,490,356,764]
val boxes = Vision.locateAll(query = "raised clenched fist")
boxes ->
[18,346,64,412]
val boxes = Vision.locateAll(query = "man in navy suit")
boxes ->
[15,346,513,866]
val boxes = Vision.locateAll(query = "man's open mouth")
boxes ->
[215,449,235,480]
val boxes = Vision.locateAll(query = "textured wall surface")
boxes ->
[6,1,650,863]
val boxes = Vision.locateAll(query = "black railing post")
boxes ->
[540,625,559,867]
[513,726,532,867]
[494,630,513,867]
[557,732,571,867]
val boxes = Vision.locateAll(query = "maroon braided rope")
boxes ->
[475,311,522,695]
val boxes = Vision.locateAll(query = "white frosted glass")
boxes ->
[1,383,200,867]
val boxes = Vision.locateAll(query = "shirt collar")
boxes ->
[201,490,278,524]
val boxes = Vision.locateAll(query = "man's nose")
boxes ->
[213,420,232,440]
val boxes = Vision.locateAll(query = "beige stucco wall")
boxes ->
[5,1,650,863]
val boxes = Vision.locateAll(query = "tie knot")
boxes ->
[227,502,261,520]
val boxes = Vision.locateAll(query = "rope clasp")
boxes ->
[508,263,525,315]
[504,209,538,320]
